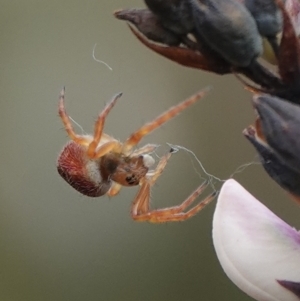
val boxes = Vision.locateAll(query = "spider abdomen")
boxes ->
[57,141,112,197]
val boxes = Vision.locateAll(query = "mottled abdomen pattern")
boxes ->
[57,141,111,197]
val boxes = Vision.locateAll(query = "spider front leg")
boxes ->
[59,88,123,159]
[121,88,210,155]
[130,150,216,223]
[59,87,92,146]
[86,92,123,158]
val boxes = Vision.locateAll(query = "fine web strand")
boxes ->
[229,156,261,178]
[69,116,87,135]
[167,143,262,193]
[167,143,222,192]
[92,43,113,71]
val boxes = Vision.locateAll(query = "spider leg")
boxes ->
[150,187,215,223]
[148,151,173,184]
[130,151,215,223]
[87,93,123,157]
[59,87,91,146]
[130,151,173,218]
[90,140,122,159]
[122,88,210,154]
[156,181,208,214]
[130,144,159,157]
[131,180,215,223]
[131,181,150,218]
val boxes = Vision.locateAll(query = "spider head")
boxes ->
[101,153,155,186]
[57,141,112,197]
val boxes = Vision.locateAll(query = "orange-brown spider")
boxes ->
[57,87,215,223]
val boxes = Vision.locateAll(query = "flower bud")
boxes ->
[244,93,300,198]
[190,0,263,67]
[243,0,283,56]
[243,125,300,197]
[244,0,283,40]
[114,8,182,46]
[144,0,194,35]
[252,94,300,171]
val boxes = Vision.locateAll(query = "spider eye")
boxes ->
[142,154,155,168]
[125,174,138,185]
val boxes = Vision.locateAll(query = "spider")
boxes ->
[57,87,215,223]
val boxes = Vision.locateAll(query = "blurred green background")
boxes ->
[0,1,299,301]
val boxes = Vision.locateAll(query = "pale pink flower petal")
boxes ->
[213,179,300,301]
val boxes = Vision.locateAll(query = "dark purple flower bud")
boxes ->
[144,0,194,35]
[243,125,300,197]
[252,94,300,169]
[243,0,283,54]
[190,0,263,67]
[244,94,300,198]
[114,8,182,46]
[244,0,282,37]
